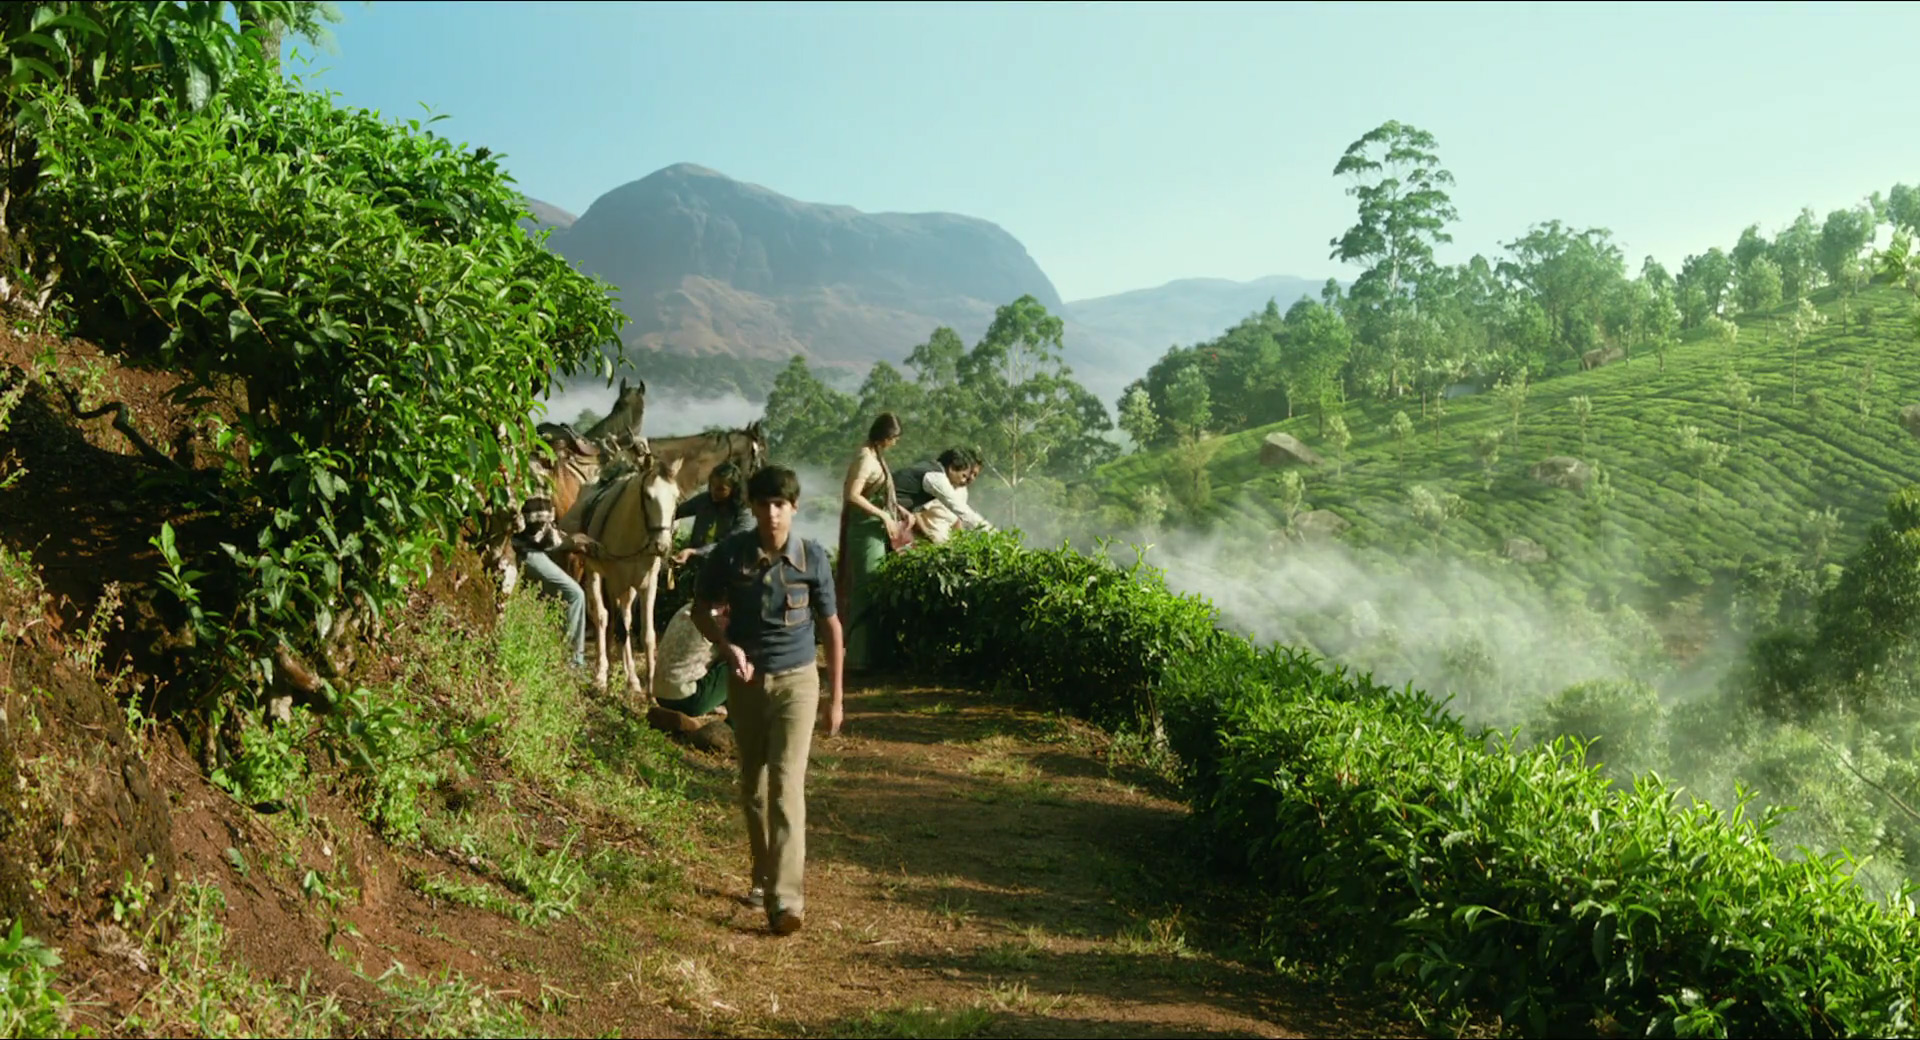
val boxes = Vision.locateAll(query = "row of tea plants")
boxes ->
[868,529,1920,1037]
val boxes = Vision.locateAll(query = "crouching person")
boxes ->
[897,448,994,545]
[691,465,845,936]
[512,495,597,670]
[651,602,731,722]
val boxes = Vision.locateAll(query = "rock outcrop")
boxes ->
[1530,456,1593,492]
[1259,432,1324,468]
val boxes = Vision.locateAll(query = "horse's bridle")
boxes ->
[736,431,767,474]
[591,466,677,562]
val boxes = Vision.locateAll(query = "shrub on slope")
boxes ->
[872,530,1920,1037]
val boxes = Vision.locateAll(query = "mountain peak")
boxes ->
[646,162,729,181]
[540,164,1066,368]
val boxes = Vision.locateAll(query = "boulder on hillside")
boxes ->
[1259,432,1324,469]
[1503,536,1550,564]
[1581,345,1625,371]
[1530,456,1593,492]
[1292,509,1352,542]
[1900,403,1920,439]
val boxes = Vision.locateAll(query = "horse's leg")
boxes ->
[618,580,642,700]
[590,570,610,693]
[640,556,660,702]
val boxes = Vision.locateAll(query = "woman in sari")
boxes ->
[838,412,905,672]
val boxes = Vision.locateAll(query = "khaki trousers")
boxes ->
[729,664,821,919]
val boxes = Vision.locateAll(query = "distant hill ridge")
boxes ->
[517,166,1334,406]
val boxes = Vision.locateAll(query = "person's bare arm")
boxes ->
[692,562,753,683]
[923,470,992,531]
[821,614,845,736]
[842,452,895,524]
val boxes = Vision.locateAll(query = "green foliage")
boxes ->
[1164,437,1217,517]
[1490,372,1528,435]
[1820,205,1877,288]
[1407,484,1465,544]
[0,2,337,113]
[864,531,1229,731]
[959,296,1116,508]
[1387,409,1412,466]
[1135,298,1353,448]
[1115,382,1160,452]
[1469,427,1501,491]
[1096,277,1920,603]
[327,685,490,845]
[26,63,623,688]
[876,531,1920,1036]
[1322,412,1351,476]
[1529,678,1667,782]
[1740,255,1784,313]
[1173,650,1920,1037]
[1329,119,1459,308]
[762,354,859,464]
[210,708,315,808]
[1123,124,1914,436]
[0,918,69,1039]
[762,296,1116,508]
[1163,364,1211,441]
[1569,394,1592,446]
[1497,221,1626,362]
[1805,488,1920,695]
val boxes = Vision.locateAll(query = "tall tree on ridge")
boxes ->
[1328,120,1460,397]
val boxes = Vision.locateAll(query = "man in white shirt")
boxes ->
[894,448,994,545]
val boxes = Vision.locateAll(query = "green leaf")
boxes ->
[9,54,61,81]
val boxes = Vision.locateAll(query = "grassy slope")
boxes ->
[1096,281,1920,591]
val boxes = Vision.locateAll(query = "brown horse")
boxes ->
[559,451,684,697]
[645,420,768,497]
[536,375,650,516]
[581,376,650,453]
[535,377,651,588]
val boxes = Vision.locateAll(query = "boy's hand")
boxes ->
[725,643,755,684]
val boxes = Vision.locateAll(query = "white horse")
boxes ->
[559,452,684,698]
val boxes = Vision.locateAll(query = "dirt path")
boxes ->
[615,679,1424,1039]
[49,672,1429,1039]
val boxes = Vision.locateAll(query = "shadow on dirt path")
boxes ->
[635,678,1427,1039]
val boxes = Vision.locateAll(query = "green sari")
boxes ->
[837,448,897,671]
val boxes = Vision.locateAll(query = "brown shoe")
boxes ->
[771,910,803,936]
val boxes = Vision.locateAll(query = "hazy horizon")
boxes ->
[289,1,1920,302]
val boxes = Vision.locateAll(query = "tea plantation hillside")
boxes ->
[1096,281,1920,593]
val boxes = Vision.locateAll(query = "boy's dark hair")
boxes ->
[867,412,902,443]
[747,465,802,505]
[937,447,976,471]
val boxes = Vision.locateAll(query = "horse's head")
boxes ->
[614,376,647,418]
[636,452,685,556]
[743,420,768,474]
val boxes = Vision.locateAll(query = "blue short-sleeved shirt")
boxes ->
[693,529,837,675]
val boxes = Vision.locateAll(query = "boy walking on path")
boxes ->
[692,465,845,936]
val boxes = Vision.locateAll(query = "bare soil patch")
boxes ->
[623,679,1425,1039]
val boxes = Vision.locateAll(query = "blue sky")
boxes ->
[290,1,1920,302]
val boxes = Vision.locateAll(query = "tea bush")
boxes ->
[873,531,1920,1037]
[22,58,623,704]
[866,529,1227,729]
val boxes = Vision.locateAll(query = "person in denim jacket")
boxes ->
[692,465,845,936]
